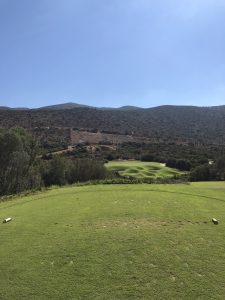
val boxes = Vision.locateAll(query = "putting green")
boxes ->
[106,160,183,179]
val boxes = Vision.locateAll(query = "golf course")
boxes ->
[1,182,225,299]
[106,161,183,179]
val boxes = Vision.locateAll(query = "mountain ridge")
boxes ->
[0,102,143,111]
[1,104,225,146]
[1,102,225,111]
[37,102,144,111]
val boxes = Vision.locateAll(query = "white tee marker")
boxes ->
[3,217,12,223]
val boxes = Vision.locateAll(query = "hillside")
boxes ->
[1,105,225,145]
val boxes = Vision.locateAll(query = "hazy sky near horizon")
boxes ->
[0,0,225,108]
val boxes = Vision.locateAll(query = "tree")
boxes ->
[66,159,108,184]
[141,154,154,162]
[166,159,191,171]
[0,128,41,195]
[42,156,67,186]
[215,156,225,180]
[190,164,211,181]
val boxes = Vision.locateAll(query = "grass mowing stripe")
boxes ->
[1,186,225,211]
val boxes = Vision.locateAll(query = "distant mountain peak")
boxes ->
[36,102,143,111]
[0,106,29,110]
[118,105,142,110]
[37,102,91,110]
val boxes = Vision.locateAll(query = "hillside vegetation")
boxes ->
[1,182,225,299]
[1,105,225,145]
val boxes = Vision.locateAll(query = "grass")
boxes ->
[106,160,183,179]
[1,182,225,299]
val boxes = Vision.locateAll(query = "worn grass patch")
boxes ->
[94,218,169,229]
[1,182,225,299]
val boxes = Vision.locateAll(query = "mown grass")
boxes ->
[106,160,183,179]
[1,182,225,299]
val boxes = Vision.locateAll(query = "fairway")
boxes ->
[1,182,225,299]
[106,160,182,179]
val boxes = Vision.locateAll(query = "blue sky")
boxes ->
[0,0,225,108]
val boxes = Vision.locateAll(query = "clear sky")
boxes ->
[0,0,225,108]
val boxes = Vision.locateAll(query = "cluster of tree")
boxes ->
[0,128,108,196]
[190,157,225,181]
[0,127,41,195]
[166,159,191,171]
[41,156,108,186]
[141,155,191,171]
[68,141,223,172]
[140,154,155,162]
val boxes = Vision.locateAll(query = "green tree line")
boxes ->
[0,128,108,196]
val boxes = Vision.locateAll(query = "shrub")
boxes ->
[66,159,108,184]
[42,156,67,186]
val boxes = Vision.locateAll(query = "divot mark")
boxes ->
[171,276,176,282]
[149,263,156,268]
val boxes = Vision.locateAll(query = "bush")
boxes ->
[190,164,211,181]
[66,159,108,184]
[190,156,225,181]
[42,156,67,186]
[141,154,154,162]
[166,159,191,171]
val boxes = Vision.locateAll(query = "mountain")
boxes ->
[0,106,28,110]
[37,102,91,110]
[0,106,10,110]
[117,105,142,110]
[37,102,142,111]
[0,102,143,111]
[1,104,225,146]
